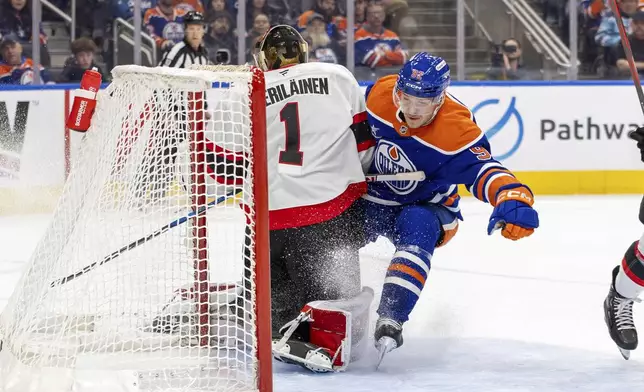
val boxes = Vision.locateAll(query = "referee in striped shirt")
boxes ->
[149,10,210,200]
[159,11,210,68]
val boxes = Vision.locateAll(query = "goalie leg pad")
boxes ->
[272,287,374,372]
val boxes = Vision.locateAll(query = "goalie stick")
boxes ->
[49,188,242,288]
[49,171,426,288]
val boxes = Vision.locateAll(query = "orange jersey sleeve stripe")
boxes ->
[442,193,459,207]
[474,168,513,202]
[388,263,426,286]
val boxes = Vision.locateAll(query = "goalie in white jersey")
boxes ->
[170,25,375,373]
[253,25,375,373]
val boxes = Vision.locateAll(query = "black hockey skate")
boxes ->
[374,317,403,369]
[604,266,640,360]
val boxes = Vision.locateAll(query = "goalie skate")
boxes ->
[272,336,335,373]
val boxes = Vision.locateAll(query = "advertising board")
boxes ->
[0,81,642,213]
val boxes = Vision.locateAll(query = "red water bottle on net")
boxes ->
[66,67,102,132]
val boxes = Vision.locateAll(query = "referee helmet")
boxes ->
[184,11,206,27]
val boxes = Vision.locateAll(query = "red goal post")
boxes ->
[188,64,273,392]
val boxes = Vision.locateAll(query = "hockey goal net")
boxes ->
[0,65,271,392]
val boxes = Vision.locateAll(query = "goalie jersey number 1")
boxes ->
[278,102,304,166]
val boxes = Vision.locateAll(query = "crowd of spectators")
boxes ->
[535,0,644,78]
[0,0,414,85]
[6,0,644,85]
[581,0,644,78]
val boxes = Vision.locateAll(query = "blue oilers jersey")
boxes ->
[365,75,526,215]
[144,7,186,47]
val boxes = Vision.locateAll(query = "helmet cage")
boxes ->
[254,25,309,71]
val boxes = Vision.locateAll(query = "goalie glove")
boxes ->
[272,287,374,373]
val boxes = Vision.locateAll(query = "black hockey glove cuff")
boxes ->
[630,127,644,162]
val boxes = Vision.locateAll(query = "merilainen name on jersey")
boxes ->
[265,77,329,106]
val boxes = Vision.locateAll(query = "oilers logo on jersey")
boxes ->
[374,140,418,195]
[162,21,184,42]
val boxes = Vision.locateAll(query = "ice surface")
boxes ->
[2,195,644,391]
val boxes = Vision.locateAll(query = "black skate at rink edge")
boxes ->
[604,266,639,360]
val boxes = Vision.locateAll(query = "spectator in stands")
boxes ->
[354,0,367,29]
[261,0,295,25]
[581,0,607,72]
[397,16,429,56]
[0,0,51,66]
[0,0,47,44]
[207,0,227,15]
[297,0,344,32]
[301,12,338,63]
[145,0,187,52]
[203,11,237,64]
[617,8,644,75]
[246,0,272,26]
[173,0,204,13]
[296,0,347,62]
[354,2,406,69]
[112,0,157,21]
[380,0,408,33]
[0,37,51,84]
[262,0,312,25]
[245,13,269,62]
[486,38,526,80]
[58,37,109,83]
[596,0,638,69]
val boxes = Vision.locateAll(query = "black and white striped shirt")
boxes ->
[159,39,210,68]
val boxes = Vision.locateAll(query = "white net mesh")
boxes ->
[0,65,268,392]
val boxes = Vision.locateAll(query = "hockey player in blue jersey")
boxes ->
[363,52,540,365]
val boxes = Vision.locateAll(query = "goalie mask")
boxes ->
[254,25,308,71]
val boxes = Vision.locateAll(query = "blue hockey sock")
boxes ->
[377,245,433,323]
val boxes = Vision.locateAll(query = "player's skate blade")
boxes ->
[619,347,631,360]
[374,318,403,369]
[375,336,397,370]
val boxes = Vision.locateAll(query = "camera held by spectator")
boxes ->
[204,11,237,64]
[487,38,524,80]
